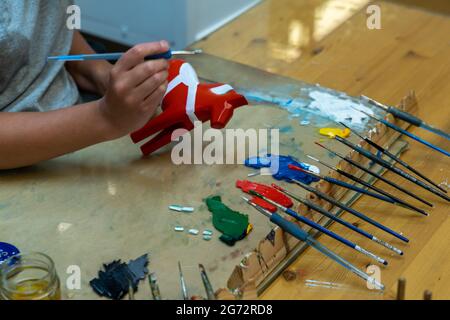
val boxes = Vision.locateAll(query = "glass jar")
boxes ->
[0,252,61,300]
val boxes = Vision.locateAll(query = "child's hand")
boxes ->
[97,41,170,140]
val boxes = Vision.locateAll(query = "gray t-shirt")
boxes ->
[0,0,79,112]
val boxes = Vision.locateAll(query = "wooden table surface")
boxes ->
[195,0,450,300]
[1,0,448,301]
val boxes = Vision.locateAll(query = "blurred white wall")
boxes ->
[75,0,260,49]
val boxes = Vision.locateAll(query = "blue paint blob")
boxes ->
[245,154,320,184]
[279,125,294,134]
[244,93,305,109]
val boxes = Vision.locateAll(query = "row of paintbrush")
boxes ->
[242,98,449,291]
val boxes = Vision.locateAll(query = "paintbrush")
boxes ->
[242,196,385,290]
[288,164,396,204]
[315,142,431,215]
[178,261,189,300]
[272,184,403,255]
[362,95,450,141]
[148,273,162,300]
[249,191,388,265]
[306,153,428,216]
[352,106,450,157]
[333,135,450,202]
[47,49,203,62]
[284,180,409,243]
[339,122,446,193]
[199,264,216,300]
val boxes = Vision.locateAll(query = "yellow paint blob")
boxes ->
[246,224,254,236]
[319,128,351,139]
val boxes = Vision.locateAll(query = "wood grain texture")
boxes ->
[194,0,450,300]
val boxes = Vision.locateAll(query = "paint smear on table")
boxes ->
[243,85,375,129]
[306,90,374,125]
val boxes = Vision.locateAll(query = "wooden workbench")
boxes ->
[1,0,448,301]
[195,0,450,299]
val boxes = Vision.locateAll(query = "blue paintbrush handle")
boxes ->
[324,176,395,203]
[304,199,374,239]
[336,136,450,202]
[270,213,309,241]
[48,50,173,62]
[387,106,422,126]
[334,197,410,243]
[300,198,403,255]
[379,116,450,157]
[146,51,173,60]
[386,106,450,141]
[284,208,355,248]
[284,207,388,265]
[270,212,385,289]
[366,96,450,141]
[420,122,450,141]
[292,179,410,243]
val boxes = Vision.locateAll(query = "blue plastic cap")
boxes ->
[0,242,20,265]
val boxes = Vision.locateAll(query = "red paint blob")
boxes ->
[236,180,293,212]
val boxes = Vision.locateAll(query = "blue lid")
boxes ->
[0,242,20,265]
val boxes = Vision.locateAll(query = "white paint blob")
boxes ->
[307,90,374,125]
[305,163,320,175]
[57,222,73,233]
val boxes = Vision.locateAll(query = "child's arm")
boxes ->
[0,41,169,170]
[65,31,112,95]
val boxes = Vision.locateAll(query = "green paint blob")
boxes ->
[205,196,250,246]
